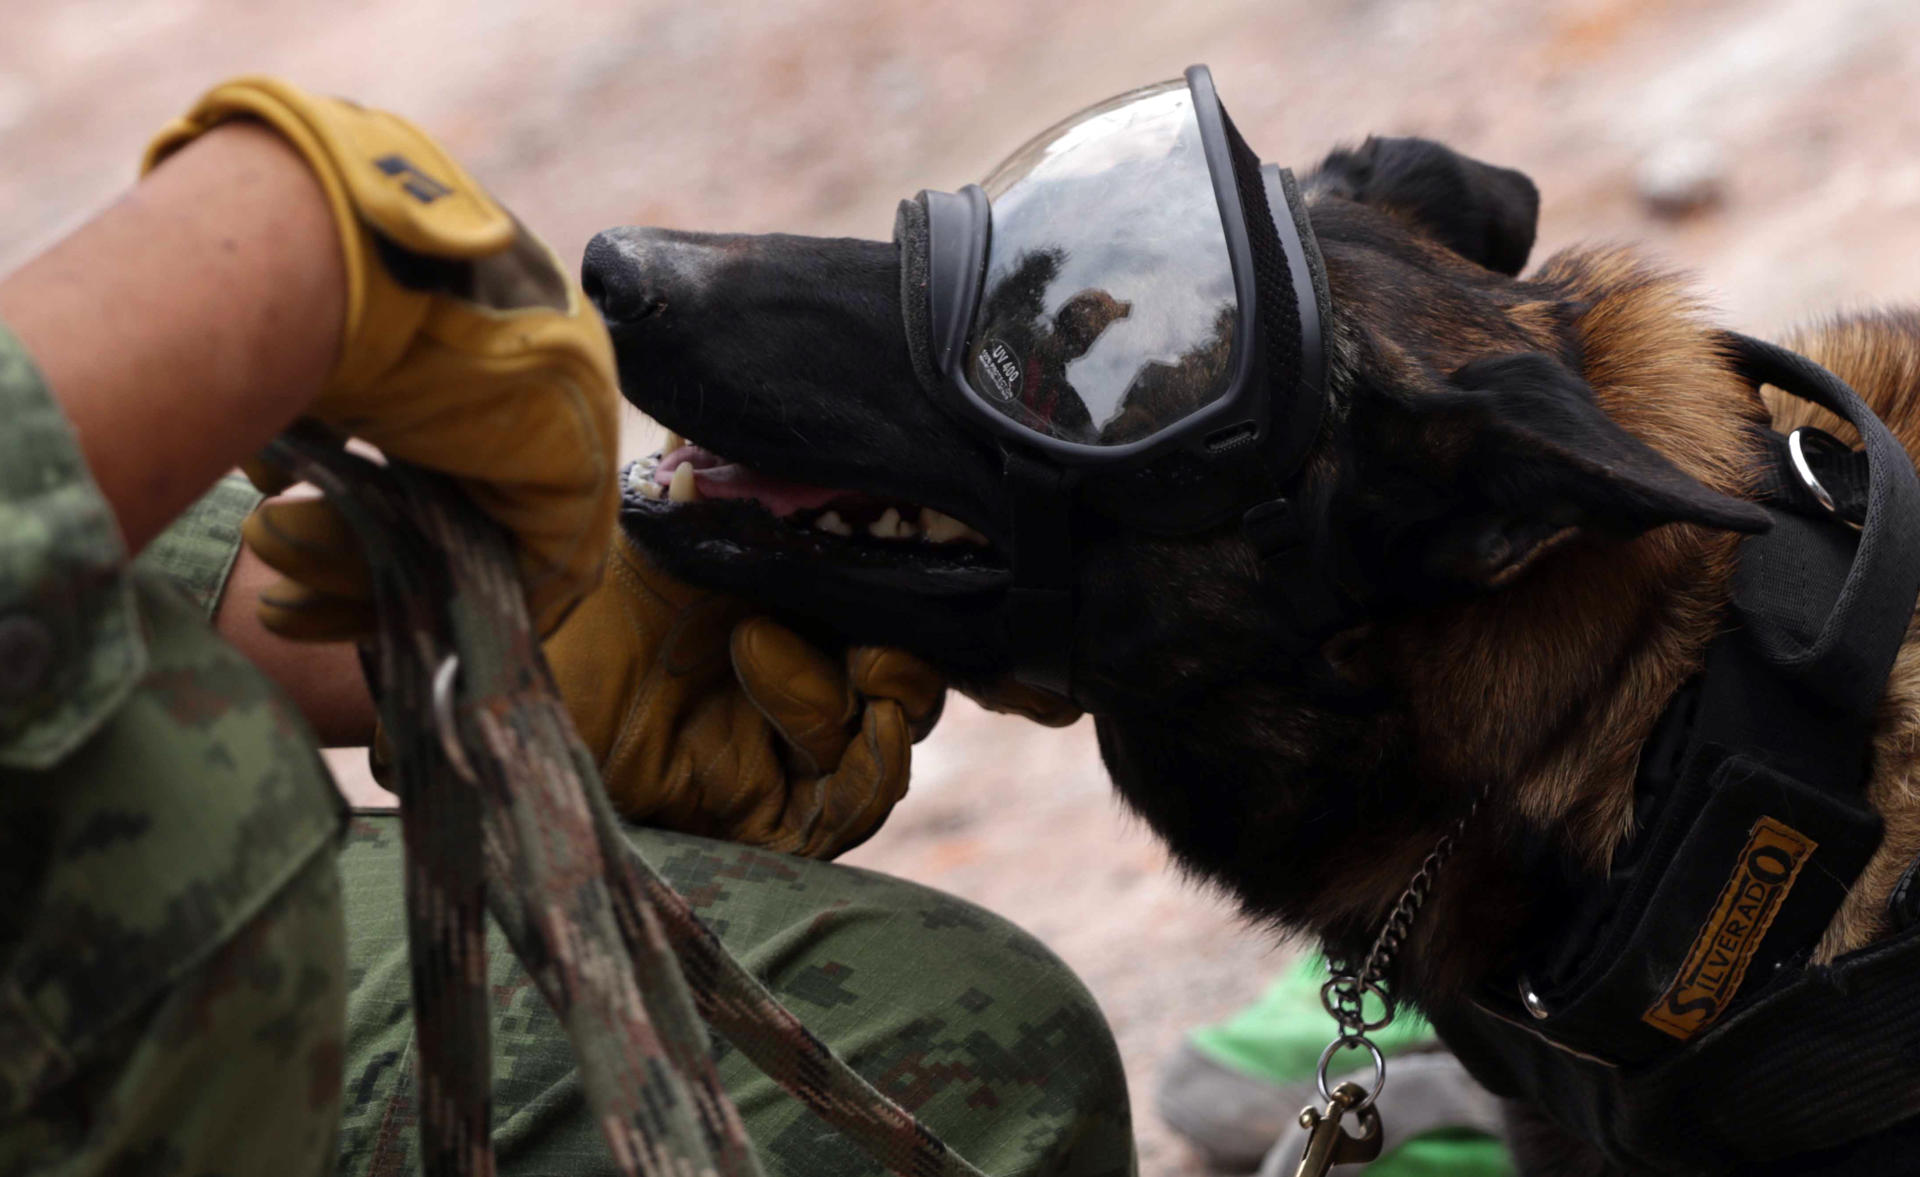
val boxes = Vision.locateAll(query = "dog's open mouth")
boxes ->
[621,430,1008,585]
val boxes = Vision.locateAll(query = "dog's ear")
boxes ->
[1405,353,1769,587]
[1311,137,1539,275]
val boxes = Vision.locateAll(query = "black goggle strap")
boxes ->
[1003,448,1077,697]
[1262,164,1331,482]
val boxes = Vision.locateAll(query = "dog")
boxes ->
[580,133,1920,1175]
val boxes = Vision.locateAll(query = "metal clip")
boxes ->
[431,654,479,785]
[1292,1082,1383,1177]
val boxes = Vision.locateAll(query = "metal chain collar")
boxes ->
[1315,799,1480,1112]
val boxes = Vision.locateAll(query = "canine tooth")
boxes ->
[919,508,971,544]
[667,463,699,503]
[959,525,989,546]
[815,510,852,537]
[664,430,686,454]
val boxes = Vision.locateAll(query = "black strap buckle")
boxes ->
[1003,450,1077,697]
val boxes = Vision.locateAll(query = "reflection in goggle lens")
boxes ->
[963,80,1239,447]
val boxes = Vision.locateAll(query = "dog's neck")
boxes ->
[1385,250,1769,996]
[1097,248,1771,1005]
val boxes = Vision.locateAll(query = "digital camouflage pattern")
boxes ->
[0,322,147,772]
[0,319,1134,1177]
[336,816,1133,1177]
[0,323,349,1177]
[131,473,261,617]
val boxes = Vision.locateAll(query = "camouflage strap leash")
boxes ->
[267,430,989,1177]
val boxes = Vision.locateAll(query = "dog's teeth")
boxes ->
[636,476,664,500]
[920,508,967,543]
[815,510,852,537]
[918,507,989,545]
[667,463,699,503]
[664,431,686,454]
[870,507,917,540]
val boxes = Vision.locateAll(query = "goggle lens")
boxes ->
[961,79,1240,447]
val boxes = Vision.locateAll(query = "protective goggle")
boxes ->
[899,65,1328,481]
[892,65,1331,697]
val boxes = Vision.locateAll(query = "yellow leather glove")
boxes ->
[144,76,619,640]
[543,531,945,858]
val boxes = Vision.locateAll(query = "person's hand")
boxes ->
[145,77,618,640]
[542,529,945,857]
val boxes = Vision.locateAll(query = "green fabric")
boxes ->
[1379,1131,1515,1177]
[0,320,147,770]
[1189,955,1512,1177]
[1189,954,1437,1086]
[132,473,262,620]
[337,815,1135,1177]
[0,562,349,1176]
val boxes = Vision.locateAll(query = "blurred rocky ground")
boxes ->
[7,0,1919,1170]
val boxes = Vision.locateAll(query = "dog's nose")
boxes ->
[582,226,720,326]
[582,228,666,324]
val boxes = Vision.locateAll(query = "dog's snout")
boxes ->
[583,227,732,327]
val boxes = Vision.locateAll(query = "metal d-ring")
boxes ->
[432,654,480,785]
[1519,975,1551,1020]
[1316,1036,1387,1112]
[1788,427,1840,517]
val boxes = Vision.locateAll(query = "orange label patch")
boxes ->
[1642,817,1817,1041]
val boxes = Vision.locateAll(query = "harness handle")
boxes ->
[1722,332,1920,719]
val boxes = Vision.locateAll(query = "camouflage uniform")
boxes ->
[0,320,1134,1177]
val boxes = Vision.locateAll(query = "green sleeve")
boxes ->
[133,473,263,620]
[0,319,146,770]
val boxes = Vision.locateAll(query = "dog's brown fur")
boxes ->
[1299,260,1920,999]
[1337,282,1920,1029]
[1345,248,1765,988]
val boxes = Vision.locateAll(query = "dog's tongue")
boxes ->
[655,444,843,516]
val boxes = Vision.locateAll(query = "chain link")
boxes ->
[1315,799,1479,1111]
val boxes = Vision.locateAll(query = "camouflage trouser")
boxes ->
[337,814,1133,1177]
[0,536,1132,1177]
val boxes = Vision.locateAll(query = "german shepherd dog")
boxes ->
[581,135,1920,1174]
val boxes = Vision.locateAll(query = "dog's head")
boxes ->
[586,135,1760,707]
[586,130,1775,962]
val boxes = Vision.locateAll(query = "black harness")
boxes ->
[1429,334,1920,1174]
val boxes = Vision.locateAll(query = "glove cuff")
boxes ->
[141,76,516,391]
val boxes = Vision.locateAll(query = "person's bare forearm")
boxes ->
[0,120,357,738]
[0,122,344,553]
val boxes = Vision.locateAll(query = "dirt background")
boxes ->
[7,1,1920,1171]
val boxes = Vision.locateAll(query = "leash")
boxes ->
[264,428,989,1177]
